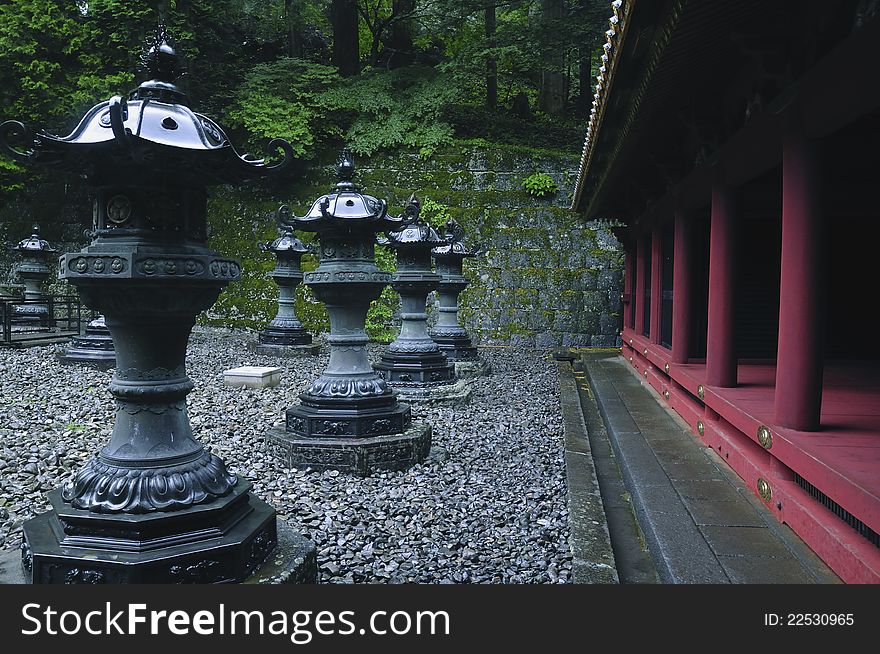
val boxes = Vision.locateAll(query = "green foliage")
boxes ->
[227,59,343,160]
[521,172,558,198]
[446,105,585,153]
[366,286,399,343]
[366,245,399,343]
[0,1,137,192]
[419,197,453,228]
[323,66,459,158]
[227,63,462,161]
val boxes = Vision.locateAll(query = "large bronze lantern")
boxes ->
[374,200,471,404]
[0,27,315,583]
[266,152,432,475]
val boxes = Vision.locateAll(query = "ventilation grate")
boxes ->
[794,473,879,548]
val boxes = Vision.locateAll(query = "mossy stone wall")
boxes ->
[0,144,623,348]
[356,145,624,348]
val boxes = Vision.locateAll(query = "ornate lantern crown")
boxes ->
[13,224,57,256]
[260,230,312,255]
[0,25,291,186]
[381,195,444,248]
[277,151,410,233]
[432,218,480,257]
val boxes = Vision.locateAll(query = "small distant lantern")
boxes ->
[430,218,491,377]
[10,224,56,326]
[254,227,319,356]
[374,197,471,404]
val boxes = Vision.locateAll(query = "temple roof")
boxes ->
[570,0,876,223]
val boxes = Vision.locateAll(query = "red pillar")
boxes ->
[705,181,737,388]
[671,206,691,364]
[623,247,634,329]
[634,237,646,337]
[649,226,662,344]
[774,127,825,431]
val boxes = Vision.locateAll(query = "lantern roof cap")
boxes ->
[0,25,291,186]
[13,224,56,254]
[432,218,479,258]
[277,151,410,234]
[261,229,311,254]
[381,195,444,247]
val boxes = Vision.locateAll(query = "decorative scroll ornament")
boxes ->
[61,450,237,513]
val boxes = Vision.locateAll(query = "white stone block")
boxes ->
[224,365,283,389]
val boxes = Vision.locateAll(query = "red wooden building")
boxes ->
[572,0,880,582]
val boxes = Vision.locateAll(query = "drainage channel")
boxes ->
[571,358,660,584]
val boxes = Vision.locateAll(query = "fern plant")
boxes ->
[521,172,558,198]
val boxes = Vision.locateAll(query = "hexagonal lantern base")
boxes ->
[56,322,116,369]
[391,377,473,406]
[258,326,314,347]
[18,481,317,584]
[266,423,432,476]
[454,357,492,379]
[252,342,322,357]
[242,522,319,584]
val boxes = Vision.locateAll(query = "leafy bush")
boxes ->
[227,62,461,162]
[420,197,453,228]
[366,244,399,343]
[324,66,460,158]
[226,59,343,160]
[521,172,558,198]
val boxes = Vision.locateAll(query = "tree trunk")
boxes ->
[538,0,567,117]
[386,0,415,68]
[284,0,303,58]
[331,0,360,76]
[486,5,497,110]
[577,47,592,117]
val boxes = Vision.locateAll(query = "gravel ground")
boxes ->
[0,327,572,583]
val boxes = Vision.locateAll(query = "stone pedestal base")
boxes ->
[57,329,116,369]
[244,521,318,584]
[14,480,315,584]
[251,341,321,357]
[11,304,49,327]
[0,519,317,585]
[454,357,492,379]
[392,378,473,406]
[266,422,432,476]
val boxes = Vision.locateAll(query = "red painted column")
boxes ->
[774,126,825,431]
[634,236,646,337]
[705,181,737,388]
[671,206,691,364]
[623,247,634,329]
[649,226,662,344]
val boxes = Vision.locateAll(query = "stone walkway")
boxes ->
[558,350,841,584]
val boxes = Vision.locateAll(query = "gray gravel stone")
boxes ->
[0,326,572,583]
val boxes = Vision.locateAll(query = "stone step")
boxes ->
[223,365,283,389]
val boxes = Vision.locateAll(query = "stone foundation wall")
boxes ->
[357,146,623,348]
[0,145,624,348]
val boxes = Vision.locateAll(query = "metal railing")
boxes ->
[0,295,82,347]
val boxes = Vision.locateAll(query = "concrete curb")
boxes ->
[556,360,618,583]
